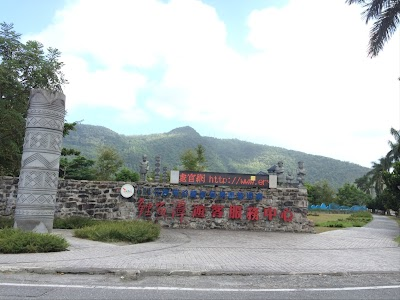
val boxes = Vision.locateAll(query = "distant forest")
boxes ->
[62,124,370,190]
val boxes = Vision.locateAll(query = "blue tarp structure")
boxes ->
[309,203,368,212]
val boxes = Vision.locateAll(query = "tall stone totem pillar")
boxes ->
[14,89,66,233]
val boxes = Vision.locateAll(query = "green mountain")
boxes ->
[62,124,370,189]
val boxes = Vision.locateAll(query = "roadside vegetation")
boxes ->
[0,228,69,254]
[53,216,160,244]
[73,220,160,244]
[308,211,373,234]
[53,215,97,229]
[0,216,13,229]
[388,216,400,245]
[0,216,70,254]
[0,216,161,253]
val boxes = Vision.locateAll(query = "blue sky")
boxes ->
[1,0,399,168]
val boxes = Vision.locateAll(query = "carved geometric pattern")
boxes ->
[25,171,42,187]
[31,132,48,148]
[23,131,62,152]
[15,209,55,216]
[49,135,62,151]
[22,170,59,189]
[28,108,65,119]
[22,153,59,169]
[44,172,58,188]
[26,116,64,131]
[17,193,56,204]
[30,89,66,108]
[15,88,65,229]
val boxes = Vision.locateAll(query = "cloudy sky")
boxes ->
[1,0,399,168]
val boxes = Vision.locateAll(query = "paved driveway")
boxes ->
[0,215,398,276]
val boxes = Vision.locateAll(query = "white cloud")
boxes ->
[62,55,148,109]
[242,0,399,164]
[27,0,399,167]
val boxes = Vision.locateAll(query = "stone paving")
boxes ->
[0,215,398,276]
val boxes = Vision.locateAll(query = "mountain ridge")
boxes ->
[62,124,370,189]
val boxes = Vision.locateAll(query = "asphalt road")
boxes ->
[0,272,399,300]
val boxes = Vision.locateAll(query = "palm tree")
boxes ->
[367,156,392,195]
[346,0,400,57]
[386,127,400,162]
[355,174,374,195]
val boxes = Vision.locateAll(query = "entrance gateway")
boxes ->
[113,166,313,232]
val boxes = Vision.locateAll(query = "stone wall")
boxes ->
[0,176,314,233]
[0,177,18,216]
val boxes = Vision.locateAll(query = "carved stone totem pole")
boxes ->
[14,89,66,233]
[154,155,161,182]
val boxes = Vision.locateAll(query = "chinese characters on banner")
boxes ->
[136,187,266,201]
[136,198,293,223]
[178,171,269,187]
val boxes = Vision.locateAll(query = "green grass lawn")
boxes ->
[307,213,345,233]
[308,211,373,234]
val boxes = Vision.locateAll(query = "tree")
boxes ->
[387,127,400,163]
[305,181,336,205]
[355,128,400,214]
[336,183,372,206]
[366,156,392,196]
[180,144,207,171]
[355,174,374,195]
[381,162,400,214]
[355,128,400,198]
[366,195,385,213]
[95,147,123,181]
[115,167,139,182]
[60,155,96,180]
[0,108,25,175]
[376,190,398,215]
[346,0,400,57]
[0,22,73,176]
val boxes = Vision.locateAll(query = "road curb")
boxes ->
[1,267,399,278]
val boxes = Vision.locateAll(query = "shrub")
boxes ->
[115,168,139,182]
[53,216,96,229]
[74,220,160,244]
[0,216,13,229]
[351,211,373,218]
[0,228,69,253]
[348,211,372,222]
[347,211,373,223]
[316,221,347,228]
[351,221,364,227]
